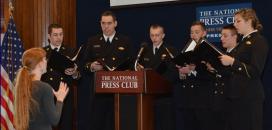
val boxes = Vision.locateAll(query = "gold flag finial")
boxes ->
[9,1,14,17]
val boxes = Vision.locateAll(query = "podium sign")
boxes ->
[94,70,171,130]
[95,71,145,93]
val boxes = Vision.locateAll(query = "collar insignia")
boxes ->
[94,44,101,48]
[118,46,125,50]
[144,58,149,61]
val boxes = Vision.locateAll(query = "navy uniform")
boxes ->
[138,42,178,130]
[138,42,178,82]
[77,33,132,130]
[225,31,268,130]
[41,45,76,130]
[209,47,237,130]
[178,39,214,130]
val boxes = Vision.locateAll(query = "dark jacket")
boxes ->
[138,42,179,83]
[226,32,269,100]
[42,45,76,89]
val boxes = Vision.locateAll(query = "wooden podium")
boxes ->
[95,70,171,130]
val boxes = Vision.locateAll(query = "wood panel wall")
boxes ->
[2,0,9,32]
[8,0,77,49]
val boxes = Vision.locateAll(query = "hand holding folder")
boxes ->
[194,39,224,69]
[173,39,224,69]
[96,58,132,71]
[172,40,198,66]
[47,50,76,73]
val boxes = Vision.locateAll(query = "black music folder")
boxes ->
[194,39,224,69]
[173,39,224,69]
[47,50,75,73]
[97,58,132,71]
[172,39,198,66]
[172,51,196,66]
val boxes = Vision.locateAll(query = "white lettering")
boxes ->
[121,82,138,88]
[101,81,120,88]
[226,17,234,24]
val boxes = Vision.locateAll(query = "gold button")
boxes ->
[112,57,116,60]
[61,77,63,80]
[238,67,242,71]
[50,77,53,80]
[102,58,105,61]
[50,68,53,71]
[246,41,251,45]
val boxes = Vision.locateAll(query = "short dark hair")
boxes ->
[48,23,63,34]
[101,11,117,21]
[150,24,165,33]
[191,21,206,31]
[222,24,239,42]
[222,24,238,36]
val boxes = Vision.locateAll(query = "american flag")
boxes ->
[1,17,24,130]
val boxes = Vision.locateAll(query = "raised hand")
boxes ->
[53,82,69,102]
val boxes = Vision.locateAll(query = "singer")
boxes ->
[41,23,80,130]
[219,9,269,130]
[77,10,132,130]
[137,24,178,130]
[176,21,214,130]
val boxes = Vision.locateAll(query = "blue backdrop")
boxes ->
[77,0,272,129]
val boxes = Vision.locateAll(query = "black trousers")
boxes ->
[181,108,213,130]
[54,90,74,130]
[77,75,92,130]
[225,99,263,130]
[154,96,175,130]
[210,95,227,130]
[210,108,226,130]
[90,95,114,130]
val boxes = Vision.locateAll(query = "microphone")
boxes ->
[136,42,147,59]
[163,45,174,59]
[134,42,148,71]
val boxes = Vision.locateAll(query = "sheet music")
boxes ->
[184,40,197,52]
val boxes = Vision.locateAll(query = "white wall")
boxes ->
[110,0,177,7]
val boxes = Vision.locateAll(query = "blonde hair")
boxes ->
[235,8,263,31]
[14,48,46,130]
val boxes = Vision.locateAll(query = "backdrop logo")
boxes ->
[196,3,252,42]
